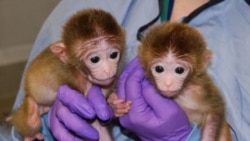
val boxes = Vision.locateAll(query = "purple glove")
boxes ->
[47,85,113,141]
[117,57,192,141]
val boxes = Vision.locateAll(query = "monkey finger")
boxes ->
[109,101,126,111]
[57,85,95,119]
[108,100,129,117]
[114,102,130,109]
[116,107,130,114]
[87,85,113,121]
[54,101,99,140]
[113,105,129,117]
[114,109,129,117]
[115,113,125,117]
[107,93,123,105]
[108,92,118,100]
[110,99,126,106]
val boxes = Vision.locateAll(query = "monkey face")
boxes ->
[82,40,121,86]
[150,53,190,97]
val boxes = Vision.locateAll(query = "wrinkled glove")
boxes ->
[47,84,113,141]
[117,57,192,141]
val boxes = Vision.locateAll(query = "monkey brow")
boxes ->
[81,35,117,47]
[75,35,119,58]
[176,54,190,59]
[176,55,194,72]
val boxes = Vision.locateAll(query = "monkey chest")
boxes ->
[175,94,206,126]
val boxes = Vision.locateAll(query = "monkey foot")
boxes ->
[24,133,44,141]
[27,116,41,130]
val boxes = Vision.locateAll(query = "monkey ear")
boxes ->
[202,49,213,69]
[50,42,68,63]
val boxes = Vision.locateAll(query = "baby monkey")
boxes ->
[138,22,232,141]
[8,9,125,140]
[110,22,231,141]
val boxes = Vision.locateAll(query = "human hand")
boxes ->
[117,57,192,141]
[47,85,113,141]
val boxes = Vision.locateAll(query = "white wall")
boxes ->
[0,0,60,66]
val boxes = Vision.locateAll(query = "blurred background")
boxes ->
[0,0,60,119]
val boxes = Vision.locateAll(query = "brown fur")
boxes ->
[8,9,125,140]
[138,22,231,141]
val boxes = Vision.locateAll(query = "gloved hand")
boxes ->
[117,57,192,141]
[47,84,113,141]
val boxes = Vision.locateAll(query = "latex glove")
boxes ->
[47,85,113,141]
[117,57,192,141]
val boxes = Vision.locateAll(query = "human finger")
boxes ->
[87,85,113,121]
[117,57,141,99]
[55,101,99,140]
[57,85,95,119]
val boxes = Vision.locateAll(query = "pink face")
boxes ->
[150,51,191,97]
[79,38,121,86]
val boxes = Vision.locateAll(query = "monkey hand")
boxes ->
[47,85,113,141]
[117,57,192,141]
[107,92,132,117]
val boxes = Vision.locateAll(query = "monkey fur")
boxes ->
[138,22,231,141]
[8,9,125,140]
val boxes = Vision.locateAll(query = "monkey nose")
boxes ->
[165,81,173,88]
[103,68,110,75]
[103,68,115,78]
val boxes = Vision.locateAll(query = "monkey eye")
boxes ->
[90,56,100,63]
[110,51,118,59]
[155,66,164,73]
[175,67,185,74]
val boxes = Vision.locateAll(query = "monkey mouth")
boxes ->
[91,76,116,86]
[99,77,114,83]
[161,90,179,98]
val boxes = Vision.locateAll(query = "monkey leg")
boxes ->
[24,133,44,141]
[219,121,232,141]
[9,96,42,137]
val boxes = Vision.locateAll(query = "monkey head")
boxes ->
[50,9,125,86]
[138,22,211,97]
[77,37,123,86]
